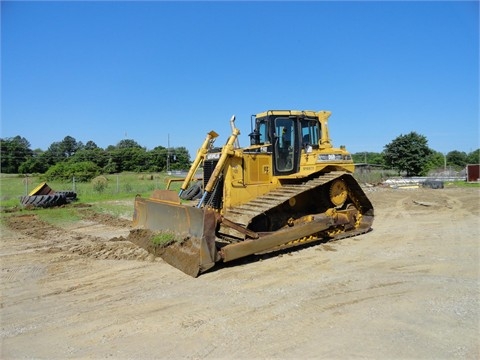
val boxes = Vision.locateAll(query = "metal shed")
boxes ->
[466,164,480,182]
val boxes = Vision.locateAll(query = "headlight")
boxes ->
[317,154,346,162]
[206,153,221,160]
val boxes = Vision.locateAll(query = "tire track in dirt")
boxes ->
[1,187,479,359]
[3,212,152,262]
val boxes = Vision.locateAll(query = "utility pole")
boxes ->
[167,133,170,174]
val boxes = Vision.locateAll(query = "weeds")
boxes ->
[152,232,177,246]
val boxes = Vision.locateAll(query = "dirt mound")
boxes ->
[127,228,156,252]
[3,209,183,264]
[76,208,132,227]
[127,228,200,276]
[66,240,154,261]
[6,213,49,231]
[4,211,152,261]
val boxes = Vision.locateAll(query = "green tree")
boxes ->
[168,146,191,170]
[466,148,480,164]
[103,157,118,174]
[146,146,191,172]
[446,150,467,169]
[70,147,108,169]
[18,149,48,174]
[148,146,168,172]
[42,136,83,166]
[351,152,384,165]
[423,150,445,174]
[43,142,67,166]
[84,140,99,150]
[59,135,83,157]
[108,147,149,172]
[104,139,147,172]
[383,132,432,176]
[116,139,142,149]
[44,161,100,182]
[0,136,33,173]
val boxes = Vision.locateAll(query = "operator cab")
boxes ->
[250,111,321,176]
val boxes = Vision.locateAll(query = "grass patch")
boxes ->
[35,207,83,226]
[0,205,83,228]
[0,172,184,209]
[0,197,22,209]
[89,201,134,220]
[445,181,480,188]
[0,172,189,233]
[152,232,177,246]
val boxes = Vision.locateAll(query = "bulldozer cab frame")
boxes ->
[250,111,323,176]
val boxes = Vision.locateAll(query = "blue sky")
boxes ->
[2,1,479,158]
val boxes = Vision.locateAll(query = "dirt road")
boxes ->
[1,186,479,359]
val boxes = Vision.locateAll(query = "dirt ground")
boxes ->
[1,186,479,359]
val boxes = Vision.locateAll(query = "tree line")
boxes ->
[0,135,191,181]
[1,132,479,181]
[351,132,479,176]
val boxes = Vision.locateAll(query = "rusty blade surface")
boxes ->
[132,195,218,277]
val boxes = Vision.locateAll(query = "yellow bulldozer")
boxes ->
[132,110,374,277]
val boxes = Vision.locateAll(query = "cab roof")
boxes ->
[255,110,329,118]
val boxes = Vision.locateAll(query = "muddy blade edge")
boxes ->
[132,196,218,277]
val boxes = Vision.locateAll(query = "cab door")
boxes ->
[272,117,300,176]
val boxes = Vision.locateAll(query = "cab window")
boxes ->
[301,119,320,147]
[258,120,269,144]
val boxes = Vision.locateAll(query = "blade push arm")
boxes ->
[197,127,240,208]
[179,131,219,198]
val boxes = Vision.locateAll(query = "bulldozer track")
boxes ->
[223,171,374,242]
[224,172,343,226]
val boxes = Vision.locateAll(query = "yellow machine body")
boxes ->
[133,110,374,277]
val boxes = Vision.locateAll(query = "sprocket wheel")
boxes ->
[329,179,348,207]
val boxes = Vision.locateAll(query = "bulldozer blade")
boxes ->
[29,182,55,196]
[132,194,219,277]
